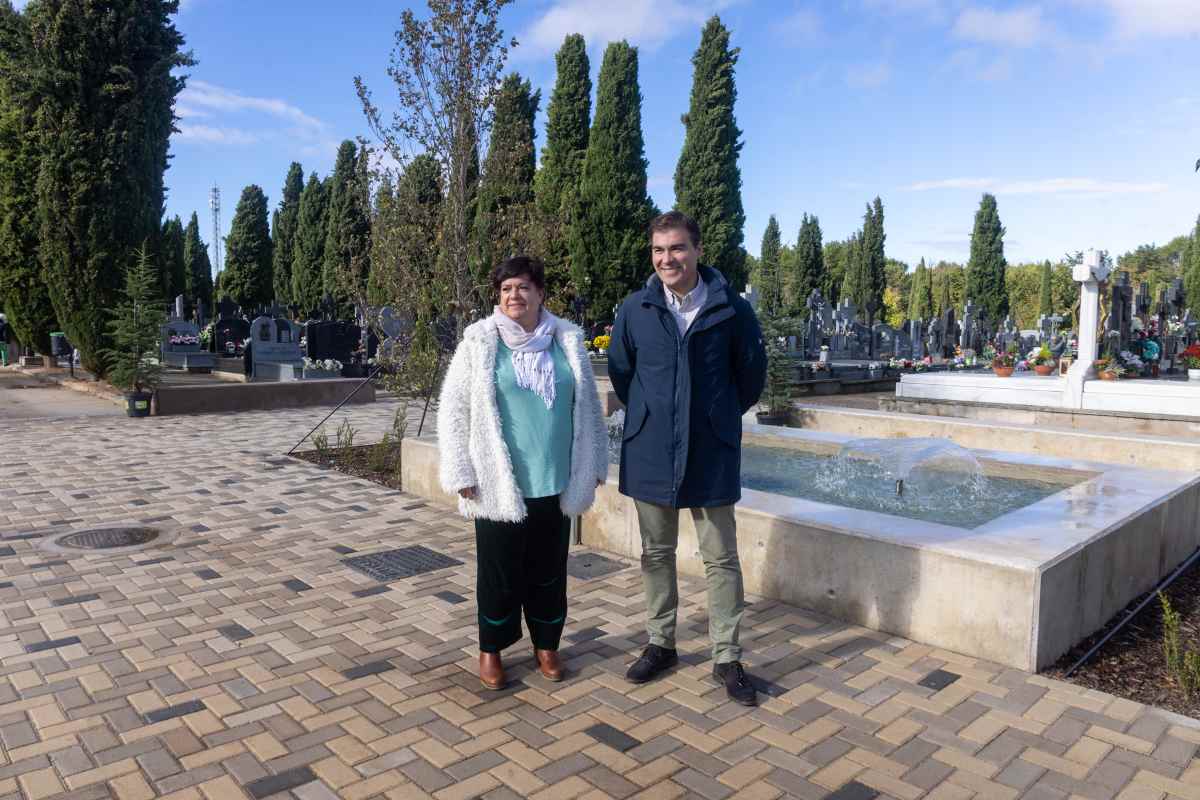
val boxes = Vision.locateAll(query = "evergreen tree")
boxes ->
[938,268,952,314]
[272,162,303,305]
[101,247,165,394]
[1186,215,1200,317]
[569,41,656,322]
[841,231,865,313]
[965,193,1009,322]
[822,239,848,305]
[0,1,56,355]
[370,154,445,314]
[182,212,212,316]
[160,216,186,303]
[475,73,539,298]
[292,174,328,314]
[673,15,746,291]
[861,197,887,320]
[908,258,935,321]
[221,185,273,310]
[1038,259,1053,318]
[758,215,782,314]
[534,34,590,299]
[26,0,191,374]
[324,141,372,315]
[792,213,823,315]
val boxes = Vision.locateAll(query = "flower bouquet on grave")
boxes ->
[990,343,1018,377]
[1118,350,1145,378]
[592,334,611,353]
[169,334,200,346]
[1027,344,1057,376]
[199,324,213,348]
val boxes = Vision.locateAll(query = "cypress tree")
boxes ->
[965,193,1009,322]
[0,1,56,355]
[26,0,191,374]
[160,216,186,303]
[475,73,539,295]
[673,15,746,291]
[758,215,782,315]
[534,34,590,297]
[324,141,371,315]
[182,212,212,317]
[841,231,865,313]
[221,185,272,310]
[569,41,656,321]
[370,155,445,313]
[1038,260,1053,318]
[792,213,823,315]
[272,162,303,305]
[909,258,935,321]
[292,174,328,314]
[862,197,887,319]
[938,268,952,314]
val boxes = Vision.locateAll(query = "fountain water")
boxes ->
[607,412,1065,528]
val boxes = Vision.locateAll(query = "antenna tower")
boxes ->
[209,185,222,278]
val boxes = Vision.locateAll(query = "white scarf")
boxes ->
[493,306,558,409]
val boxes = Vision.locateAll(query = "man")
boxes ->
[608,210,766,706]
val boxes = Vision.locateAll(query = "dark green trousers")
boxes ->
[475,495,570,653]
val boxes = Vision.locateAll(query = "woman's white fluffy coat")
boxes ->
[437,315,609,522]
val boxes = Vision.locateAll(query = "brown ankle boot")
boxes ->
[534,649,564,682]
[479,652,505,690]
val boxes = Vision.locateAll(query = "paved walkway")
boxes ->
[0,397,1198,800]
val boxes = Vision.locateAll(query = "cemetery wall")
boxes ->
[153,379,375,415]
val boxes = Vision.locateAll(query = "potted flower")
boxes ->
[1119,350,1145,378]
[1028,344,1057,376]
[756,316,793,426]
[1094,348,1122,380]
[990,344,1017,377]
[1180,344,1200,379]
[102,248,166,417]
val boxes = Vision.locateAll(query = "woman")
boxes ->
[438,256,608,690]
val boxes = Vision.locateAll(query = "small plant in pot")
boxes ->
[756,315,794,426]
[1186,354,1200,381]
[990,343,1018,377]
[1027,344,1057,376]
[102,248,166,417]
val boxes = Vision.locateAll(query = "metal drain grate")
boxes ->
[342,546,462,582]
[57,528,160,550]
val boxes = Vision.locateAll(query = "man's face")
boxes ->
[651,227,702,295]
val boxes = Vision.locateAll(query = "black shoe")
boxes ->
[712,661,757,706]
[625,644,678,684]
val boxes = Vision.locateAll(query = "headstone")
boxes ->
[908,319,926,360]
[960,301,979,354]
[741,284,760,312]
[938,306,956,358]
[872,323,896,358]
[1106,271,1132,353]
[248,315,303,381]
[161,318,215,372]
[212,296,249,357]
[304,319,360,373]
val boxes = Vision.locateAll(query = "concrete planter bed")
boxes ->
[398,426,1200,671]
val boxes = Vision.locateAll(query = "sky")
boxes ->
[41,0,1200,271]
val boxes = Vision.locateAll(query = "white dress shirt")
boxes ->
[663,277,707,337]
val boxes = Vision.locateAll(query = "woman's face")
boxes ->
[499,274,544,328]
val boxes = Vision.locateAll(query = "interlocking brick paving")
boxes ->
[0,394,1198,798]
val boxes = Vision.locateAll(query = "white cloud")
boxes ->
[952,6,1046,48]
[172,80,338,155]
[175,125,261,146]
[1093,0,1200,38]
[905,177,1168,195]
[178,81,326,131]
[845,62,892,89]
[518,0,735,57]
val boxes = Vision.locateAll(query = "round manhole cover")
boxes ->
[57,528,160,550]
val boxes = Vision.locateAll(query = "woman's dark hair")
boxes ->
[491,255,546,292]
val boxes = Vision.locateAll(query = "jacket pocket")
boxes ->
[623,400,649,442]
[708,387,740,449]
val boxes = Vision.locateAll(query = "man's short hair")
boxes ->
[648,210,701,248]
[491,255,546,292]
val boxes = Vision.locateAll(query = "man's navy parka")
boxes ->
[608,265,767,509]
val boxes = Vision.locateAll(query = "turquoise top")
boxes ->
[494,340,575,499]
